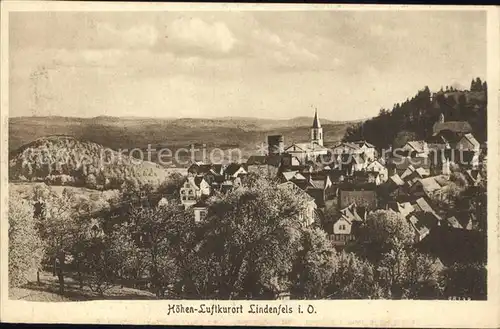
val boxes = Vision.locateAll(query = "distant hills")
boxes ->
[9,116,356,157]
[9,135,171,189]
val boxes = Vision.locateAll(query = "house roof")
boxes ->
[278,181,315,201]
[193,198,209,209]
[339,203,366,223]
[406,141,427,153]
[354,140,376,148]
[225,163,246,176]
[246,155,267,165]
[309,178,326,190]
[390,174,405,186]
[417,177,443,195]
[465,170,482,184]
[397,201,415,215]
[193,176,205,187]
[340,153,366,165]
[188,163,212,175]
[286,142,328,153]
[339,189,377,209]
[460,133,480,149]
[432,121,473,136]
[415,167,428,177]
[282,171,298,181]
[408,215,430,236]
[412,197,442,223]
[387,157,430,171]
[306,188,325,208]
[366,159,386,170]
[333,142,360,151]
[211,164,225,175]
[446,216,463,229]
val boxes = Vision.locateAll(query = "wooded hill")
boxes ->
[9,135,171,190]
[343,78,487,150]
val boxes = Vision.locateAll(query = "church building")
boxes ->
[284,110,328,164]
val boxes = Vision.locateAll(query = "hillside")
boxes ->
[9,116,354,160]
[343,79,487,150]
[9,135,172,190]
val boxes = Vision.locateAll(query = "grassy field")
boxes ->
[9,271,156,302]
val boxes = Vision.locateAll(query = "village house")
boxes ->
[223,163,247,179]
[464,169,483,186]
[280,170,307,183]
[401,140,430,158]
[428,114,481,172]
[379,173,408,203]
[411,197,442,226]
[338,184,378,211]
[409,175,448,199]
[193,198,209,223]
[187,162,213,177]
[328,203,366,247]
[302,174,335,208]
[455,133,481,169]
[396,201,415,218]
[331,141,377,162]
[386,156,431,177]
[408,214,431,243]
[277,181,317,226]
[180,176,211,208]
[246,154,291,178]
[365,159,388,184]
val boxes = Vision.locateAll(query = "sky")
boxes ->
[9,10,486,121]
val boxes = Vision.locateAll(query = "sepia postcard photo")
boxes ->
[1,1,499,327]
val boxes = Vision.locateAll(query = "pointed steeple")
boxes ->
[312,109,321,128]
[310,108,324,146]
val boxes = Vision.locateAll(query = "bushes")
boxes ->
[8,191,45,287]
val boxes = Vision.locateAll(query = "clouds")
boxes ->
[9,10,486,120]
[97,22,159,48]
[166,17,236,55]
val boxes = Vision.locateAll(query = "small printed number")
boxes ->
[448,296,472,301]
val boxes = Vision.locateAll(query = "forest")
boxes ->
[343,78,487,150]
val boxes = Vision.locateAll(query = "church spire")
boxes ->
[310,108,324,146]
[312,109,321,129]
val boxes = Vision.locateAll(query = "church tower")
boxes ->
[310,109,323,146]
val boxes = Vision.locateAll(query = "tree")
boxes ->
[190,176,313,299]
[82,232,124,297]
[442,262,486,300]
[392,130,417,150]
[124,203,194,297]
[85,173,98,189]
[327,252,385,299]
[290,227,337,299]
[357,210,414,263]
[9,191,45,287]
[377,250,444,299]
[36,187,82,294]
